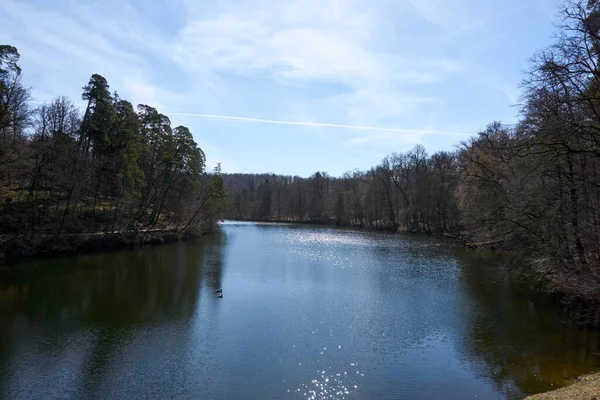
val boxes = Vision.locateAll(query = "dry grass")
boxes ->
[525,373,600,400]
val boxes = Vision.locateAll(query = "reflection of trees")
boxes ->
[0,237,227,328]
[0,235,227,398]
[456,251,600,399]
[0,245,202,328]
[201,232,226,292]
[0,234,227,342]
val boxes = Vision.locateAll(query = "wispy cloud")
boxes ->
[406,0,488,27]
[0,0,561,174]
[2,0,474,129]
[173,0,467,125]
[169,112,470,137]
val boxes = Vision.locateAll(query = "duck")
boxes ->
[216,288,223,293]
[217,293,223,299]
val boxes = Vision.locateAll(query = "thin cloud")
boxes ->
[169,112,471,137]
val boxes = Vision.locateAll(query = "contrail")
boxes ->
[168,112,471,137]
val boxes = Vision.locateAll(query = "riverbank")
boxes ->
[0,228,208,263]
[525,372,600,399]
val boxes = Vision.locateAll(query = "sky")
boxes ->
[1,0,563,176]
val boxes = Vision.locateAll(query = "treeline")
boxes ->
[223,146,459,234]
[225,1,600,301]
[458,0,600,299]
[0,46,227,238]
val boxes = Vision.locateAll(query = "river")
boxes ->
[0,221,599,399]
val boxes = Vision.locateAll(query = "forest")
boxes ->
[223,2,600,302]
[2,1,600,303]
[0,46,228,246]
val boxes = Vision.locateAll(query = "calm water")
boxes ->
[0,222,599,400]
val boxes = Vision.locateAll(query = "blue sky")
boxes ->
[1,0,561,176]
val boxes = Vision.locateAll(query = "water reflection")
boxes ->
[0,224,598,400]
[0,237,225,326]
[0,234,226,399]
[457,250,600,398]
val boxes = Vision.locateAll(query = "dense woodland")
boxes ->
[2,1,600,301]
[224,146,459,234]
[0,46,227,239]
[224,1,600,301]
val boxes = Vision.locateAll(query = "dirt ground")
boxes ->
[525,373,600,400]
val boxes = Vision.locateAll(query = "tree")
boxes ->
[0,46,226,241]
[0,44,30,195]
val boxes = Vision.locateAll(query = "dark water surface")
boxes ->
[1,222,599,399]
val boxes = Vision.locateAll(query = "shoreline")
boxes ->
[0,228,210,265]
[4,220,599,322]
[225,217,466,236]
